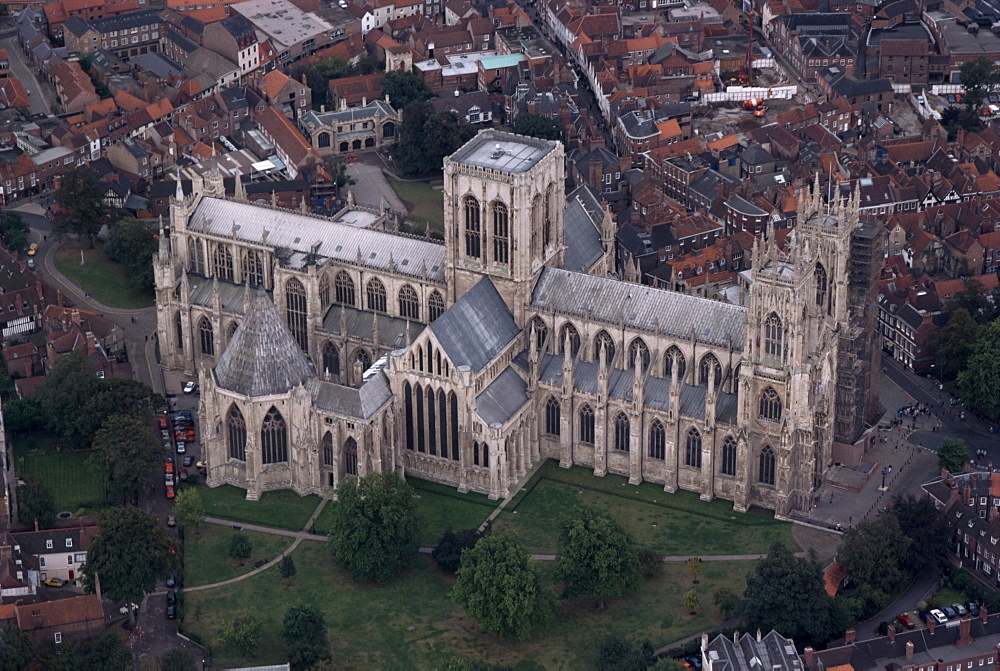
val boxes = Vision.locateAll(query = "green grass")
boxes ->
[389,178,444,232]
[194,484,320,532]
[183,526,294,587]
[13,433,106,512]
[492,462,796,555]
[183,541,755,670]
[931,587,971,610]
[54,242,154,309]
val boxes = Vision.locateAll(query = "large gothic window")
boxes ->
[759,387,782,422]
[628,338,650,370]
[367,277,387,313]
[664,346,686,380]
[227,405,246,461]
[685,427,702,468]
[545,396,560,436]
[559,322,581,357]
[648,420,665,460]
[699,354,722,387]
[354,348,372,372]
[579,404,595,444]
[531,195,542,255]
[188,238,205,274]
[175,312,183,351]
[428,291,445,321]
[335,270,355,306]
[261,407,288,464]
[322,341,340,378]
[464,196,481,258]
[815,263,828,309]
[244,250,264,287]
[198,317,214,356]
[228,321,239,340]
[344,437,358,476]
[721,435,737,476]
[492,201,509,265]
[594,330,615,364]
[764,312,783,359]
[319,273,331,308]
[531,316,548,352]
[404,382,414,451]
[285,278,308,351]
[213,244,234,281]
[399,284,419,320]
[614,412,630,452]
[322,432,333,466]
[758,445,776,486]
[544,188,553,249]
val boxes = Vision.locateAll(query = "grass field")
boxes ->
[183,541,755,669]
[194,484,320,531]
[389,178,444,232]
[13,433,105,512]
[183,526,294,587]
[491,462,795,555]
[54,242,154,309]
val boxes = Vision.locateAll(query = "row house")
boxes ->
[66,9,164,59]
[48,61,99,114]
[30,147,76,190]
[877,272,940,371]
[925,470,1000,588]
[0,154,39,205]
[11,527,93,583]
[724,194,770,236]
[4,594,106,648]
[230,0,334,64]
[44,0,144,41]
[257,70,310,120]
[769,13,856,82]
[253,106,323,181]
[876,38,929,84]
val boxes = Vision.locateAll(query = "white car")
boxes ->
[183,381,196,394]
[165,472,175,486]
[930,609,948,624]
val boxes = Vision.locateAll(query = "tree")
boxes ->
[0,622,34,671]
[682,589,699,614]
[960,57,1000,110]
[218,608,263,658]
[512,113,564,141]
[82,631,131,671]
[431,526,480,573]
[103,216,158,292]
[554,506,641,609]
[650,659,687,671]
[158,649,196,671]
[637,547,664,577]
[953,280,999,325]
[938,438,971,474]
[739,543,848,646]
[838,513,912,616]
[380,70,433,110]
[958,317,1000,420]
[892,493,951,574]
[81,507,172,625]
[281,603,330,671]
[713,587,739,619]
[391,103,475,175]
[17,473,56,528]
[328,471,419,583]
[279,555,297,581]
[931,309,979,379]
[685,557,701,584]
[4,397,45,434]
[173,488,206,533]
[0,211,28,253]
[229,532,252,565]
[88,413,160,503]
[53,166,107,247]
[594,633,654,671]
[451,532,555,641]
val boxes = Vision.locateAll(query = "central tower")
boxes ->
[443,130,565,324]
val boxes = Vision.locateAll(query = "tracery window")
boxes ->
[335,270,355,306]
[244,250,264,287]
[545,396,560,436]
[198,317,214,356]
[579,405,595,444]
[648,420,665,460]
[492,201,509,264]
[213,244,233,281]
[628,338,650,370]
[614,412,630,452]
[764,312,783,359]
[560,323,580,357]
[322,341,339,378]
[344,437,358,476]
[428,291,445,321]
[322,432,333,466]
[399,284,419,320]
[285,278,308,351]
[664,346,686,380]
[699,354,722,387]
[685,427,702,468]
[594,330,615,364]
[261,407,288,464]
[759,387,782,422]
[227,405,246,461]
[759,445,776,486]
[188,238,204,274]
[366,277,387,313]
[721,435,737,476]
[464,196,481,258]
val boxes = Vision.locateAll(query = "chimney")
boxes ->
[957,617,974,645]
[928,616,936,634]
[905,641,914,659]
[887,624,896,642]
[34,519,39,532]
[803,647,815,666]
[844,628,856,644]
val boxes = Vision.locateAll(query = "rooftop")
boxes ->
[230,0,333,50]
[449,130,556,174]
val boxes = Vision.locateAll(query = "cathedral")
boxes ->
[153,129,882,519]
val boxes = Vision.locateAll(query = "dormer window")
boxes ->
[66,538,73,548]
[46,540,53,549]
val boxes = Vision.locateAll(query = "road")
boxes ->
[3,35,52,116]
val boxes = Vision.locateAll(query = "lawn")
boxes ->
[13,433,106,512]
[491,462,796,555]
[54,242,154,309]
[183,526,294,587]
[389,178,444,232]
[183,541,755,670]
[193,484,320,532]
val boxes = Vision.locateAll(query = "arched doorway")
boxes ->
[352,139,362,150]
[339,142,349,152]
[364,137,375,148]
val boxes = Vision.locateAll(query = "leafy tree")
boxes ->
[173,488,206,533]
[432,526,480,573]
[81,507,172,625]
[960,57,1000,110]
[713,587,739,619]
[218,607,263,658]
[953,280,999,325]
[838,513,911,616]
[554,506,641,609]
[279,555,297,581]
[451,532,555,641]
[380,70,432,110]
[323,157,356,203]
[17,473,56,528]
[229,532,252,565]
[739,543,848,647]
[0,211,28,253]
[53,166,107,247]
[938,438,971,474]
[328,471,419,583]
[4,397,45,434]
[82,631,131,671]
[685,557,701,583]
[0,622,34,671]
[512,113,564,141]
[958,317,1000,420]
[392,103,475,175]
[931,309,979,379]
[291,57,354,107]
[683,589,699,614]
[940,105,984,141]
[104,216,158,292]
[650,659,687,671]
[158,649,196,671]
[281,603,330,670]
[89,414,160,503]
[893,493,951,573]
[594,633,654,671]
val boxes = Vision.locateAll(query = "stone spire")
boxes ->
[234,172,245,201]
[174,175,184,202]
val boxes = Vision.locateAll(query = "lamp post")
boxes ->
[880,467,889,491]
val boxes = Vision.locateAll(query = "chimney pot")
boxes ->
[905,641,914,659]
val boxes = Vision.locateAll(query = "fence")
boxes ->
[700,84,798,104]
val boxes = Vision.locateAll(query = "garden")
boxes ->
[183,526,295,587]
[389,178,444,233]
[13,432,105,513]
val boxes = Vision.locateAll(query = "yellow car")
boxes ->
[27,243,37,256]
[43,578,63,588]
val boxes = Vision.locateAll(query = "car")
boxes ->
[168,545,176,555]
[163,441,173,451]
[174,419,194,428]
[165,462,174,474]
[942,606,957,619]
[953,603,968,617]
[918,610,932,624]
[683,656,702,670]
[967,601,981,616]
[176,442,186,454]
[931,609,949,623]
[183,381,196,394]
[173,410,192,420]
[166,573,177,588]
[165,485,175,499]
[196,460,207,469]
[182,455,194,467]
[165,473,175,486]
[165,455,174,463]
[947,94,956,104]
[166,604,176,619]
[27,243,37,256]
[166,590,176,604]
[167,515,176,527]
[158,417,168,429]
[178,470,187,482]
[346,154,358,162]
[161,430,171,440]
[896,614,914,629]
[27,258,34,269]
[43,578,64,588]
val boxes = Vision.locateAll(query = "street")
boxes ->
[3,33,53,116]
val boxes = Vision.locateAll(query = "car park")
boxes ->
[166,604,176,619]
[165,473,175,486]
[918,610,932,624]
[166,590,176,604]
[931,609,949,623]
[968,602,980,616]
[176,442,186,454]
[941,606,957,619]
[43,578,64,588]
[165,485,175,499]
[896,614,914,629]
[166,573,177,588]
[952,603,968,617]
[183,455,194,467]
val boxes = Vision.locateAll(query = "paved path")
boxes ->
[202,516,328,541]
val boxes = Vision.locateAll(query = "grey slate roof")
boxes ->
[63,15,92,38]
[705,630,803,671]
[475,367,529,426]
[309,371,392,419]
[320,303,418,351]
[564,184,605,272]
[299,100,396,133]
[214,291,316,396]
[531,268,747,348]
[190,277,253,315]
[430,277,520,373]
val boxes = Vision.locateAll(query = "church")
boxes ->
[153,129,882,520]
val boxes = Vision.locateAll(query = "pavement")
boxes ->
[345,159,406,213]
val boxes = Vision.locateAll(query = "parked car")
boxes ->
[918,610,932,624]
[167,515,176,527]
[166,604,176,619]
[182,455,194,467]
[165,473,175,486]
[931,608,949,623]
[953,603,968,617]
[176,442,186,454]
[161,430,171,440]
[163,441,172,451]
[27,243,37,256]
[166,573,177,588]
[896,614,914,629]
[183,381,196,394]
[196,460,207,469]
[158,417,168,429]
[165,485,175,499]
[43,578,64,588]
[683,656,702,669]
[166,590,176,604]
[967,601,981,616]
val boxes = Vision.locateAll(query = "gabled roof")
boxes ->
[564,184,606,272]
[430,277,519,374]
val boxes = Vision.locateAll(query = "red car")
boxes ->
[158,417,168,429]
[346,154,358,162]
[896,614,914,630]
[165,485,175,499]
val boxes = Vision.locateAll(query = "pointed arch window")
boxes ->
[319,272,331,308]
[543,187,553,249]
[759,387,782,422]
[721,435,737,476]
[764,312,783,359]
[531,194,542,255]
[594,330,615,364]
[685,427,702,468]
[464,195,481,258]
[285,278,308,351]
[261,407,288,464]
[404,382,414,451]
[366,277,387,313]
[628,338,650,370]
[188,238,205,275]
[759,445,776,486]
[227,405,246,461]
[545,396,560,436]
[579,404,595,444]
[428,291,445,321]
[398,284,419,320]
[213,244,233,281]
[228,321,239,339]
[815,263,828,309]
[531,316,548,352]
[335,270,355,306]
[474,441,490,467]
[648,420,665,460]
[175,312,183,351]
[198,316,214,356]
[699,353,722,387]
[322,341,340,378]
[354,348,372,372]
[492,201,509,265]
[614,412,630,452]
[664,346,686,381]
[321,432,333,466]
[344,437,358,476]
[559,322,580,357]
[244,250,264,287]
